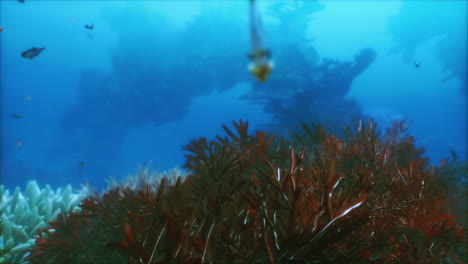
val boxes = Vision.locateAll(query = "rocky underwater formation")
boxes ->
[10,119,465,264]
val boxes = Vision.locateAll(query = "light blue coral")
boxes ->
[106,162,188,192]
[0,181,89,263]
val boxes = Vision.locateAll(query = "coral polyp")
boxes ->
[25,120,466,264]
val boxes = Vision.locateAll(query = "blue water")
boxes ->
[1,1,466,191]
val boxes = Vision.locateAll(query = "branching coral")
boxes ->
[106,162,188,193]
[295,120,466,263]
[0,181,88,264]
[25,120,466,264]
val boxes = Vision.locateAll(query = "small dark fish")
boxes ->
[414,61,420,68]
[21,47,45,59]
[79,161,85,176]
[10,114,23,119]
[84,24,94,40]
[18,0,25,3]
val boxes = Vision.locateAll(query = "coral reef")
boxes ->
[0,181,88,264]
[25,120,466,264]
[436,152,468,228]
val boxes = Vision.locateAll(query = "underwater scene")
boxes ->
[1,0,467,263]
